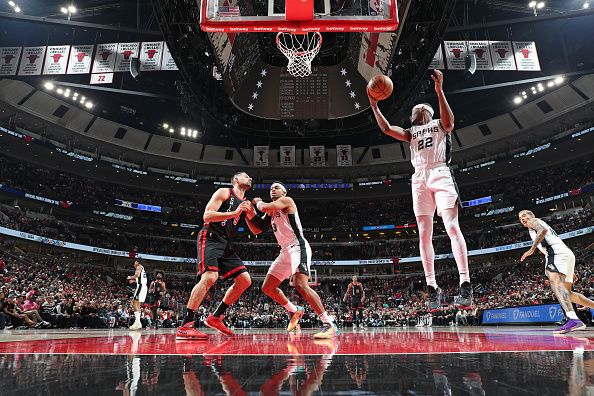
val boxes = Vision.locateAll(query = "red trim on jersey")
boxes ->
[197,229,207,274]
[222,265,246,279]
[229,187,246,201]
[225,188,232,201]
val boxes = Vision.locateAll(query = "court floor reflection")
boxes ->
[1,348,593,395]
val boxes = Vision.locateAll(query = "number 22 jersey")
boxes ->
[408,119,452,170]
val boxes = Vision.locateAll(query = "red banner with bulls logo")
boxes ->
[115,42,140,72]
[161,45,179,71]
[139,41,164,71]
[489,41,516,71]
[66,45,94,74]
[92,43,117,73]
[18,46,46,76]
[467,41,493,70]
[444,41,467,70]
[428,44,444,70]
[43,45,70,75]
[513,41,541,71]
[0,47,22,76]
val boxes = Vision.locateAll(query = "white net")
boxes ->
[276,32,322,78]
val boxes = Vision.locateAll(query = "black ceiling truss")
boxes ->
[150,0,457,141]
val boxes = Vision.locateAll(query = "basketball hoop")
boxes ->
[276,32,322,78]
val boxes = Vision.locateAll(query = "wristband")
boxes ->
[256,201,265,211]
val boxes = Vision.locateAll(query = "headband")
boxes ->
[412,103,434,117]
[271,182,287,193]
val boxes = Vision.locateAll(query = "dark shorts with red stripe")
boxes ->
[196,229,248,280]
[351,299,364,310]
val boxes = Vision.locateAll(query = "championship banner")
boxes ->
[336,144,352,166]
[428,44,444,69]
[92,43,117,73]
[467,41,493,70]
[114,42,140,72]
[139,41,164,71]
[18,46,46,76]
[513,41,541,71]
[42,45,70,75]
[280,145,295,167]
[489,41,516,71]
[0,47,22,76]
[253,146,269,166]
[444,41,467,70]
[161,45,179,71]
[309,145,325,167]
[66,45,94,74]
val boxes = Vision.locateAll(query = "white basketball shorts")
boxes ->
[267,241,312,282]
[545,250,576,283]
[133,284,148,303]
[411,165,459,217]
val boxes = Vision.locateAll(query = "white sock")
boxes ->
[283,301,298,313]
[567,312,578,320]
[319,311,333,325]
[134,312,140,323]
[442,209,470,285]
[418,216,437,288]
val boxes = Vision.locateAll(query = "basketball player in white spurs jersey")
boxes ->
[251,182,338,339]
[519,210,594,333]
[127,259,148,330]
[368,70,471,309]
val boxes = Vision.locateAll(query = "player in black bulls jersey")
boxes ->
[343,276,365,328]
[176,171,262,340]
[148,272,166,329]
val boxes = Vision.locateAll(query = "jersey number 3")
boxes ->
[417,137,433,151]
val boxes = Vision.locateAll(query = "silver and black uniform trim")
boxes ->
[287,213,309,276]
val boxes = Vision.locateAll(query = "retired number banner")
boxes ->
[280,146,295,167]
[253,146,269,167]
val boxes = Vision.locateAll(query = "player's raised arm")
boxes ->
[203,188,247,223]
[254,196,295,215]
[368,96,412,142]
[431,70,454,133]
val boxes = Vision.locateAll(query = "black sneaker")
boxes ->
[454,282,473,307]
[426,286,442,309]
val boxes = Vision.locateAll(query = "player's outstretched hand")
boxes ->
[252,197,262,205]
[520,248,535,262]
[430,69,444,93]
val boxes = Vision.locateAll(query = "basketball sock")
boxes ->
[417,215,437,288]
[213,302,229,318]
[183,308,195,325]
[319,311,333,326]
[442,209,470,285]
[283,301,298,313]
[567,312,578,320]
[134,312,140,323]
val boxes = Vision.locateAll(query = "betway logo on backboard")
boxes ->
[253,26,274,32]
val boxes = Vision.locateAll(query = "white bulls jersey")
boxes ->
[137,265,147,286]
[271,209,306,249]
[409,119,452,170]
[529,220,571,255]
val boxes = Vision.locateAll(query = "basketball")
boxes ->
[367,75,393,101]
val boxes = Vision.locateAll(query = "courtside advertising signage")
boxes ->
[482,304,564,324]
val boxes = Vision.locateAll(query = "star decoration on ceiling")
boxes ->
[248,103,254,111]
[340,68,347,76]
[256,81,263,88]
[252,92,259,99]
[349,91,356,98]
[345,80,352,87]
[354,102,360,110]
[260,69,267,77]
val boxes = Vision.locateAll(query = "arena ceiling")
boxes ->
[0,0,593,148]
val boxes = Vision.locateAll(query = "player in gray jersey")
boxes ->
[519,209,594,333]
[252,182,338,339]
[369,70,471,309]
